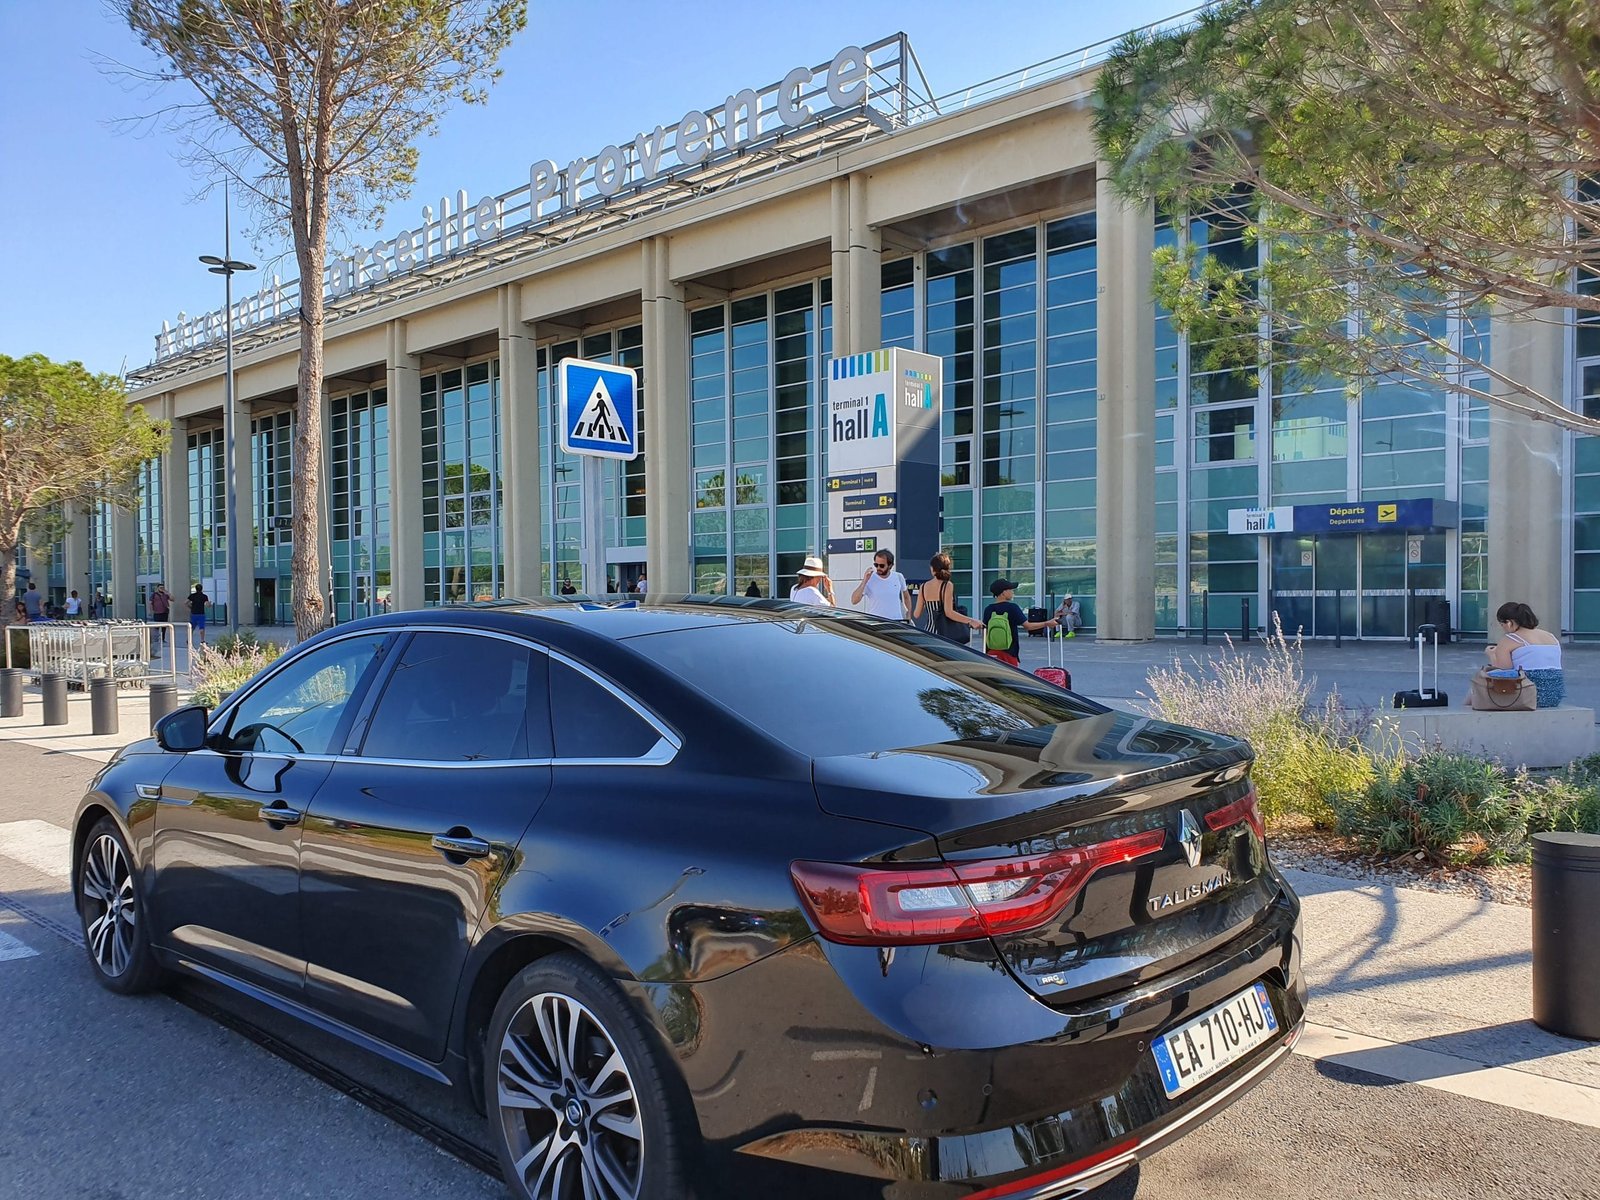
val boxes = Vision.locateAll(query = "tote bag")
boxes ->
[1468,666,1536,711]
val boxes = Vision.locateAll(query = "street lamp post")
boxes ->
[200,182,256,637]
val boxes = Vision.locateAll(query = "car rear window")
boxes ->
[627,617,1102,758]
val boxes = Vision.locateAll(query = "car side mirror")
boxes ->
[154,705,210,753]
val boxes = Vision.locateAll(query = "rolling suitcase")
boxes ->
[1027,606,1049,637]
[1393,623,1447,708]
[1034,628,1072,691]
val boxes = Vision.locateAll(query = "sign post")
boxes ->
[824,349,942,608]
[559,359,639,595]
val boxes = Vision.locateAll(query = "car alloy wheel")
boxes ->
[82,830,138,976]
[496,990,645,1199]
[77,817,163,993]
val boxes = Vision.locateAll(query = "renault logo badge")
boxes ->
[1178,809,1203,868]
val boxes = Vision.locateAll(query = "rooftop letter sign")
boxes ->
[152,40,904,363]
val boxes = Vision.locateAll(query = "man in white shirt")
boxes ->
[851,550,910,620]
[789,556,833,606]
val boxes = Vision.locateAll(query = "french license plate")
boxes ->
[1150,982,1279,1098]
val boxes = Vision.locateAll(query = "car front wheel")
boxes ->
[486,953,695,1200]
[78,816,164,993]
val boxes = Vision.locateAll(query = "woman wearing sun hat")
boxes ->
[789,555,836,607]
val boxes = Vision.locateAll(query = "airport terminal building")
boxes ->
[67,31,1597,641]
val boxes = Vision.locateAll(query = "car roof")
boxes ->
[328,595,864,643]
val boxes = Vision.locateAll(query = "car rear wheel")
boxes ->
[78,817,164,993]
[486,953,696,1200]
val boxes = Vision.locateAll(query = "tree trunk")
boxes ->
[0,544,15,611]
[291,248,328,645]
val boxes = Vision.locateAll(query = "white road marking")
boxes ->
[857,1065,878,1112]
[0,819,72,881]
[1296,1022,1600,1130]
[0,928,40,961]
[810,1049,882,1061]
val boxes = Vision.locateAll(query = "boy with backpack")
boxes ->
[982,578,1058,665]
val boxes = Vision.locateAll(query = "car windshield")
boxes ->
[626,615,1104,758]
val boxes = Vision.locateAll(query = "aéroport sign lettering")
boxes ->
[154,43,878,362]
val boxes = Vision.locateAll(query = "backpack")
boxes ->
[985,608,1014,652]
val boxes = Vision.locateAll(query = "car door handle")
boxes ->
[258,805,302,826]
[431,834,492,859]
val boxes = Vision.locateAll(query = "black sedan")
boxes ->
[73,598,1305,1199]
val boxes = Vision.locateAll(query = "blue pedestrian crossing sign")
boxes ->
[559,358,639,460]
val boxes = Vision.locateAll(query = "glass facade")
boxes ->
[186,426,229,625]
[875,213,1098,619]
[251,410,295,623]
[87,499,114,614]
[422,362,502,604]
[688,283,832,598]
[134,456,162,617]
[331,390,391,621]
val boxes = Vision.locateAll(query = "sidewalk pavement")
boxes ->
[1285,867,1600,1127]
[0,685,190,764]
[1006,632,1600,720]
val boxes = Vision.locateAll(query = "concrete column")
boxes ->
[498,286,543,597]
[642,236,691,591]
[161,399,190,594]
[232,397,253,629]
[1488,304,1565,630]
[111,505,136,619]
[830,173,882,358]
[386,320,424,611]
[1094,175,1156,642]
[63,502,91,609]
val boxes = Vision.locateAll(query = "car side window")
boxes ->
[360,632,551,762]
[549,659,662,761]
[217,634,389,755]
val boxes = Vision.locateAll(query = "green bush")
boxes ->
[1518,771,1600,836]
[1331,751,1533,866]
[191,638,282,708]
[1144,618,1373,827]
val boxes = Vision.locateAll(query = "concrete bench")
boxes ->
[1369,707,1598,769]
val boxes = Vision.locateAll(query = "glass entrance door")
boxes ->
[1270,535,1357,638]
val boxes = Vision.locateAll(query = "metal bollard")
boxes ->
[1201,589,1209,645]
[90,677,119,736]
[148,681,180,732]
[0,668,22,718]
[41,673,68,726]
[1240,598,1250,642]
[1531,833,1600,1040]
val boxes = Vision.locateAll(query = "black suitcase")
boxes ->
[1394,623,1448,708]
[1027,606,1048,637]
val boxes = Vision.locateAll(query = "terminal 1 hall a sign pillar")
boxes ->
[825,348,942,606]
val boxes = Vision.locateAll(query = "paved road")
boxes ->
[3,739,1597,1200]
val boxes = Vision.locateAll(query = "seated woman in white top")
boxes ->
[1485,601,1563,708]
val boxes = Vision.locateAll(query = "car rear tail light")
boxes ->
[1204,784,1265,842]
[791,829,1166,946]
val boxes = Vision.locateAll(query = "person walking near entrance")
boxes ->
[64,590,82,618]
[913,553,983,643]
[982,578,1057,666]
[851,549,911,621]
[790,556,834,607]
[149,584,171,644]
[188,583,210,645]
[22,581,42,622]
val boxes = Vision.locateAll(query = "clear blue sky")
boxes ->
[0,0,1187,377]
